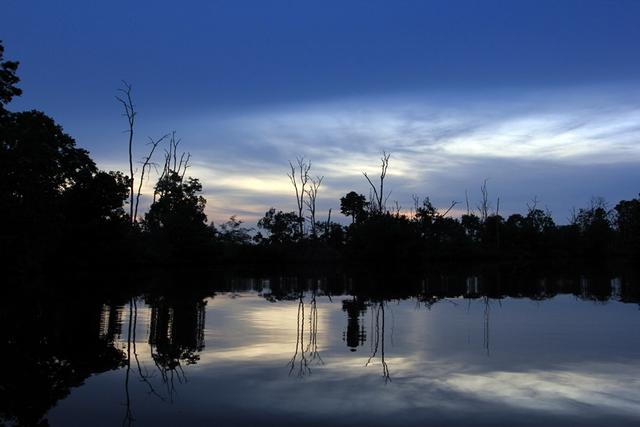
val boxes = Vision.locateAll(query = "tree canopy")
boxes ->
[0,41,21,109]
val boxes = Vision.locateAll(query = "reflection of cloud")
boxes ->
[443,365,640,415]
[100,296,640,425]
[188,296,640,421]
[198,295,329,363]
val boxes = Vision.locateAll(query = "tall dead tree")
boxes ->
[477,179,490,222]
[116,81,136,223]
[287,157,311,236]
[305,175,323,236]
[134,134,169,221]
[363,151,391,214]
[117,84,190,223]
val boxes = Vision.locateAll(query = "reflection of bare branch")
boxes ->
[120,297,206,425]
[150,355,188,402]
[483,296,491,357]
[132,299,164,401]
[288,293,324,377]
[305,295,324,365]
[365,303,391,383]
[122,298,134,427]
[288,295,310,377]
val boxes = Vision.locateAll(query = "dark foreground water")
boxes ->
[2,274,640,426]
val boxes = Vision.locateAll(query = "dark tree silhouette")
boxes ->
[615,195,640,253]
[340,191,368,224]
[216,215,254,245]
[145,172,208,236]
[573,197,614,255]
[0,41,21,109]
[0,109,130,270]
[257,208,300,245]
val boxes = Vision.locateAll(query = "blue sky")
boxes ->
[3,0,640,224]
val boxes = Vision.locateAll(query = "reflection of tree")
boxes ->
[100,303,124,339]
[483,296,490,356]
[288,293,323,377]
[148,297,206,399]
[121,296,207,426]
[0,298,126,427]
[342,297,367,351]
[365,302,391,383]
[123,299,134,427]
[306,294,323,364]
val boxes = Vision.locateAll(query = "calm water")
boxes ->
[3,274,640,426]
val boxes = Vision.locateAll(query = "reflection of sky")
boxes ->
[50,294,640,426]
[4,1,640,224]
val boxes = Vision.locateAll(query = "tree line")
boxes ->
[1,41,639,280]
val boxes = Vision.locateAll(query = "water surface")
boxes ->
[3,275,640,426]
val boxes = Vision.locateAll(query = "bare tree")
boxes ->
[153,131,191,203]
[465,189,470,215]
[304,175,323,236]
[363,151,391,214]
[411,194,420,218]
[117,83,187,223]
[526,195,540,213]
[392,200,402,217]
[116,81,136,223]
[134,134,169,222]
[325,208,332,235]
[477,179,490,222]
[287,157,311,236]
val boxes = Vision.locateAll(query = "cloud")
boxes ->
[113,84,640,225]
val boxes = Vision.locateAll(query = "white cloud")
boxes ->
[105,84,640,225]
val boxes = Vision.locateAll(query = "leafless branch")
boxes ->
[304,176,323,236]
[363,151,391,214]
[288,157,311,236]
[134,134,169,222]
[441,200,459,218]
[116,81,136,224]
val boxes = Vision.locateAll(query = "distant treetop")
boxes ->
[0,40,22,108]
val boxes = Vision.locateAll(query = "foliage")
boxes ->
[0,108,131,270]
[0,40,22,109]
[257,208,300,245]
[615,195,640,252]
[145,172,208,235]
[215,215,253,245]
[572,197,614,255]
[340,191,368,224]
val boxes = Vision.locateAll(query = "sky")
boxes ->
[3,0,640,225]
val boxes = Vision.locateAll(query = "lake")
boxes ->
[2,271,640,426]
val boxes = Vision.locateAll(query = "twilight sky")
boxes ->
[3,0,640,225]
